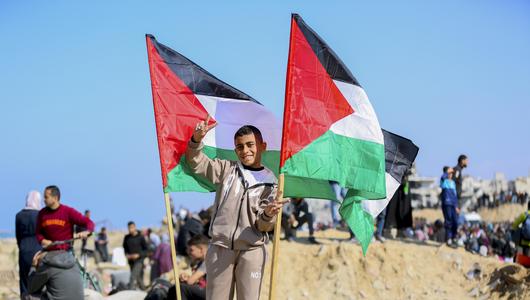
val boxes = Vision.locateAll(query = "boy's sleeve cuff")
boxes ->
[188,139,204,150]
[261,212,274,222]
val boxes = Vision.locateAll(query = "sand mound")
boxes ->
[2,229,529,300]
[258,230,517,300]
[414,204,526,224]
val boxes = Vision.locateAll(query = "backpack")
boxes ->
[521,212,530,240]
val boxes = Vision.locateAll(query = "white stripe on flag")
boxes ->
[362,173,400,218]
[196,95,282,150]
[330,80,384,145]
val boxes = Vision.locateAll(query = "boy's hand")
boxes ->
[192,115,217,143]
[179,273,190,282]
[264,191,288,217]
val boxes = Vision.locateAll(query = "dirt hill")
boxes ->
[2,228,529,300]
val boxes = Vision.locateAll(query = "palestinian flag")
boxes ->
[342,129,419,253]
[281,14,386,199]
[145,34,283,192]
[280,14,387,249]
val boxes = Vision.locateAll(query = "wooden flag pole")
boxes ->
[268,173,285,300]
[164,193,182,300]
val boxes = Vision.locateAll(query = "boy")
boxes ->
[186,117,284,300]
[440,167,459,248]
[167,234,209,300]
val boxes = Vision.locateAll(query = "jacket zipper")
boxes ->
[230,183,276,250]
[228,165,277,250]
[209,167,240,237]
[230,167,248,250]
[231,190,246,250]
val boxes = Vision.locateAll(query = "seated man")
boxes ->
[168,234,209,300]
[281,198,319,244]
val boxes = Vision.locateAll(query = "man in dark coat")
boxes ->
[15,191,42,299]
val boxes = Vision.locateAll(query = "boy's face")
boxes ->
[234,133,266,168]
[188,244,207,260]
[447,168,454,179]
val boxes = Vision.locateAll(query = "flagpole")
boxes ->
[269,14,297,300]
[268,173,284,300]
[164,192,182,300]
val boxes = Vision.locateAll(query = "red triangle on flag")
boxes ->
[146,36,214,187]
[280,18,354,167]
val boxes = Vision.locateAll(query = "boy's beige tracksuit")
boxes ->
[186,139,278,300]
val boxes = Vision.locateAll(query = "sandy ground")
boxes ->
[413,203,526,224]
[2,206,530,300]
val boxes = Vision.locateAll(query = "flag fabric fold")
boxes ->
[342,129,419,254]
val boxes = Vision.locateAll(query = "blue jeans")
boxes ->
[442,205,458,241]
[376,208,387,237]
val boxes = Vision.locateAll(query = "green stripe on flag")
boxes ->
[164,146,281,193]
[281,130,386,199]
[339,194,375,255]
[164,145,339,201]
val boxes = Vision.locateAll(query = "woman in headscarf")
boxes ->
[15,190,42,299]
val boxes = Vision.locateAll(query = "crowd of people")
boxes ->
[393,153,530,266]
[12,124,530,300]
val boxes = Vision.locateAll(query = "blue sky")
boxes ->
[1,1,529,232]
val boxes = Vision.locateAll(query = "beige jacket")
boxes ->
[186,140,278,250]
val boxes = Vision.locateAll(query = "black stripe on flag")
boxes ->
[292,14,360,87]
[382,129,419,183]
[146,34,258,102]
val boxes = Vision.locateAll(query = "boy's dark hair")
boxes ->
[443,166,450,173]
[187,234,209,247]
[101,227,107,231]
[45,185,61,200]
[85,210,90,214]
[458,154,467,163]
[127,221,135,227]
[234,125,263,143]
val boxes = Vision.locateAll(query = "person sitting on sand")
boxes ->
[281,198,319,244]
[167,234,209,300]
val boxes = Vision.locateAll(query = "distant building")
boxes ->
[409,168,529,210]
[408,164,440,208]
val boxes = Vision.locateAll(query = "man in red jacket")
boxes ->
[36,185,94,249]
[29,185,94,299]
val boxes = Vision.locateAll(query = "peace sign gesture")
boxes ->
[192,115,217,143]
